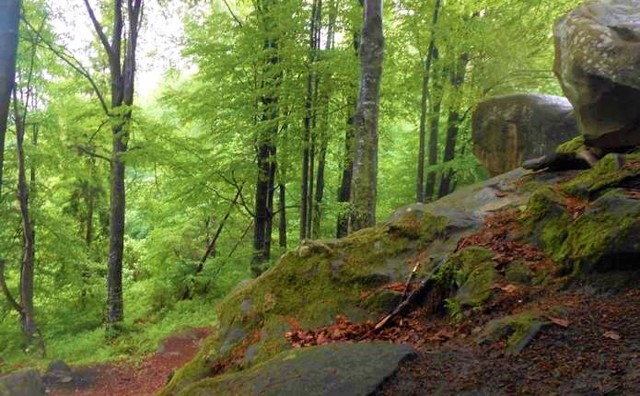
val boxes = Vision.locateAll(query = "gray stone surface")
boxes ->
[179,343,416,396]
[472,94,578,175]
[0,370,45,396]
[554,0,640,148]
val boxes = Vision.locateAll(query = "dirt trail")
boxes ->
[47,327,211,396]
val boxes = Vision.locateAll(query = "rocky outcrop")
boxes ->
[554,0,640,149]
[472,94,578,176]
[178,343,415,396]
[0,370,45,396]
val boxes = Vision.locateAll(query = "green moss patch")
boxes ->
[478,312,548,355]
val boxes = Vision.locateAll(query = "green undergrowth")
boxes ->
[0,295,220,374]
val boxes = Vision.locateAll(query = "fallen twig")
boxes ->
[365,256,450,336]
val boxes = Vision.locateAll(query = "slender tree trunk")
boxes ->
[424,47,442,201]
[84,0,143,329]
[312,137,327,239]
[336,13,361,238]
[13,91,39,348]
[300,0,322,241]
[278,183,287,248]
[252,0,280,276]
[438,53,469,198]
[349,0,384,232]
[0,0,20,199]
[416,0,441,203]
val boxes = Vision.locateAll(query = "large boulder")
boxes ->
[554,0,640,149]
[177,343,415,396]
[472,94,579,176]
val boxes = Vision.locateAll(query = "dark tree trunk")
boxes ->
[416,0,441,203]
[424,47,442,201]
[278,183,287,248]
[251,0,280,276]
[312,136,327,239]
[13,91,40,350]
[300,0,322,241]
[349,0,384,232]
[0,0,20,198]
[438,53,469,198]
[84,0,142,330]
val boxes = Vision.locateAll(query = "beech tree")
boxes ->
[82,0,143,329]
[349,0,384,232]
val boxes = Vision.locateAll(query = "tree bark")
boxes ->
[349,0,384,232]
[416,0,441,203]
[0,0,20,198]
[424,47,442,201]
[83,0,143,330]
[251,0,280,276]
[438,53,469,198]
[336,11,361,238]
[300,0,322,241]
[13,90,39,348]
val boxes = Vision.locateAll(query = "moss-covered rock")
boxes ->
[560,190,640,274]
[177,343,415,396]
[561,152,640,198]
[478,313,548,355]
[162,211,456,395]
[523,186,571,263]
[444,247,498,319]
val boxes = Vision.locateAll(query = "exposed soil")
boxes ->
[47,327,211,396]
[377,288,640,395]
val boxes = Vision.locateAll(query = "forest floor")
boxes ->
[377,287,640,395]
[46,209,640,395]
[46,327,211,396]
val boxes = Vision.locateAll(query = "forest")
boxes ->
[5,0,635,393]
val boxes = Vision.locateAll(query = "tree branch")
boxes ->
[0,259,22,314]
[82,0,113,58]
[75,145,112,163]
[21,16,111,116]
[222,0,244,27]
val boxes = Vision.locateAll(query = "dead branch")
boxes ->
[369,256,449,334]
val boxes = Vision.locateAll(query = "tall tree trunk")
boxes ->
[349,0,384,232]
[13,90,41,351]
[312,136,327,239]
[416,0,441,203]
[438,53,469,198]
[311,3,335,240]
[336,9,361,238]
[300,0,322,241]
[252,0,280,276]
[424,47,442,201]
[336,113,353,238]
[0,0,20,199]
[84,0,143,330]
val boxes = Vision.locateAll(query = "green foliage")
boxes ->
[0,0,585,374]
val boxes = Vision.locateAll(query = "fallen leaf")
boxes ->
[495,191,508,198]
[603,330,621,340]
[501,284,519,294]
[547,316,570,328]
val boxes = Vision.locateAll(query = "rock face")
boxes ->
[472,94,579,176]
[0,370,46,396]
[554,0,640,149]
[162,149,640,395]
[179,343,415,396]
